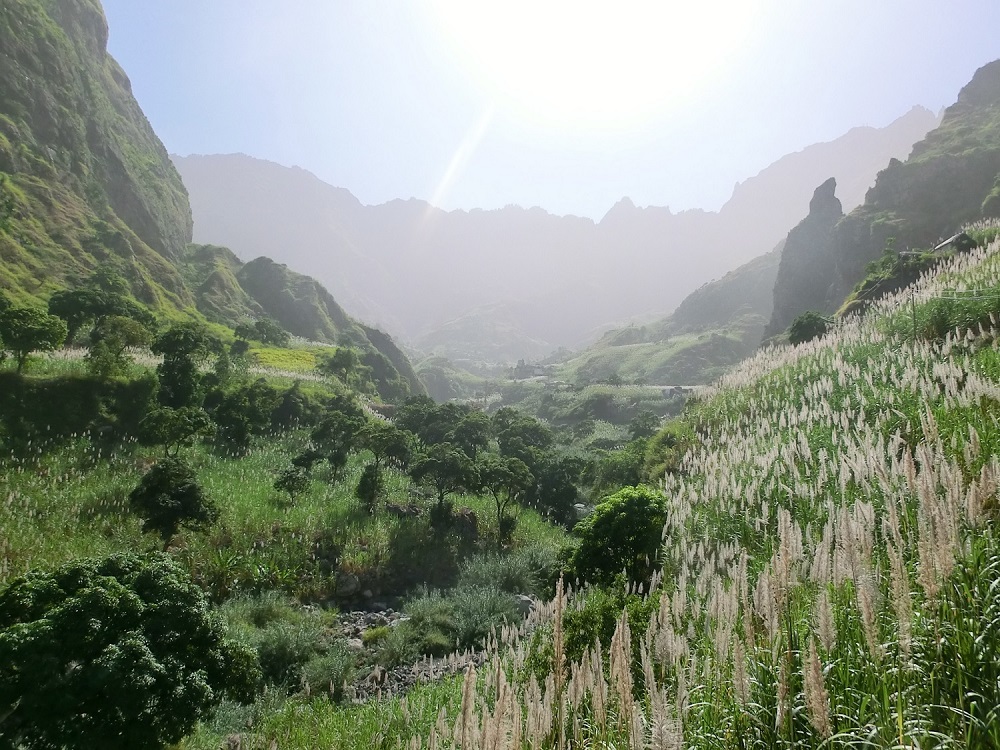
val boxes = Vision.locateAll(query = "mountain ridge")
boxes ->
[175,105,937,363]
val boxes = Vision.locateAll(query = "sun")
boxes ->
[427,0,759,134]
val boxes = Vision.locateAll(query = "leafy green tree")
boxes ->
[211,379,279,454]
[628,410,660,440]
[274,466,310,501]
[234,318,290,347]
[128,458,219,547]
[526,455,580,526]
[355,462,385,513]
[567,485,666,585]
[270,381,321,431]
[309,410,365,480]
[788,310,829,345]
[318,346,361,384]
[0,306,67,372]
[253,317,291,347]
[139,406,215,457]
[478,453,534,544]
[449,410,492,460]
[358,420,414,471]
[152,323,218,408]
[47,288,105,344]
[592,439,647,496]
[408,442,479,508]
[0,553,259,750]
[86,315,152,378]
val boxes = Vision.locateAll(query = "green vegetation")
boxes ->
[787,309,829,345]
[0,553,258,750]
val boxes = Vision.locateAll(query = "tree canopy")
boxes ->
[0,305,67,372]
[128,457,219,546]
[0,553,259,750]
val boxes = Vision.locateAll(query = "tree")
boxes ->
[318,346,361,384]
[152,323,218,408]
[478,453,534,544]
[449,410,492,460]
[47,288,105,344]
[788,310,829,345]
[358,420,413,471]
[128,458,219,547]
[139,406,215,456]
[0,306,67,372]
[86,315,152,378]
[210,379,279,454]
[628,410,660,440]
[309,410,365,480]
[408,442,479,508]
[355,462,385,513]
[567,485,666,585]
[274,466,310,501]
[0,553,259,750]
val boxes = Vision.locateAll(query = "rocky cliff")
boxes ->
[763,178,844,338]
[0,0,192,306]
[766,59,1000,337]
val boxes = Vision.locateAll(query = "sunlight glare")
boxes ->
[429,0,758,133]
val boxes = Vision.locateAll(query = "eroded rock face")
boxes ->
[764,178,844,339]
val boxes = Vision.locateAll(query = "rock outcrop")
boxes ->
[764,178,843,338]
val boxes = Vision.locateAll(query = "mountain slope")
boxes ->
[174,107,936,363]
[555,243,782,385]
[767,59,1000,333]
[0,0,192,307]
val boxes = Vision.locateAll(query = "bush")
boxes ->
[254,620,326,688]
[0,554,259,750]
[788,310,829,345]
[300,642,355,699]
[450,585,519,649]
[457,548,553,596]
[567,485,666,585]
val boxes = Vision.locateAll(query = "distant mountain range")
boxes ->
[174,106,938,365]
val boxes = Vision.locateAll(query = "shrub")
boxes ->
[788,310,829,345]
[0,554,259,750]
[254,620,325,689]
[128,457,218,547]
[300,642,355,699]
[450,585,520,649]
[567,485,666,585]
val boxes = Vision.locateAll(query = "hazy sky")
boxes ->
[102,1,1000,220]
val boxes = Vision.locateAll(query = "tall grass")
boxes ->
[394,232,1000,748]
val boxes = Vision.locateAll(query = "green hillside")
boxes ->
[557,244,781,386]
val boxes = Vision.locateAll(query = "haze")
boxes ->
[102,1,1000,220]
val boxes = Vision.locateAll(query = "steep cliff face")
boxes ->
[767,59,1000,338]
[0,0,192,305]
[764,178,844,338]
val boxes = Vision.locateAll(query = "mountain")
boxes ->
[0,0,192,307]
[554,243,782,386]
[0,0,422,398]
[174,106,937,363]
[767,59,1000,335]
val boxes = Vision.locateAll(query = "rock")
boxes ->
[335,571,360,598]
[513,594,536,616]
[347,638,364,651]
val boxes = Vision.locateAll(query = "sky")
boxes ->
[101,1,1000,221]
